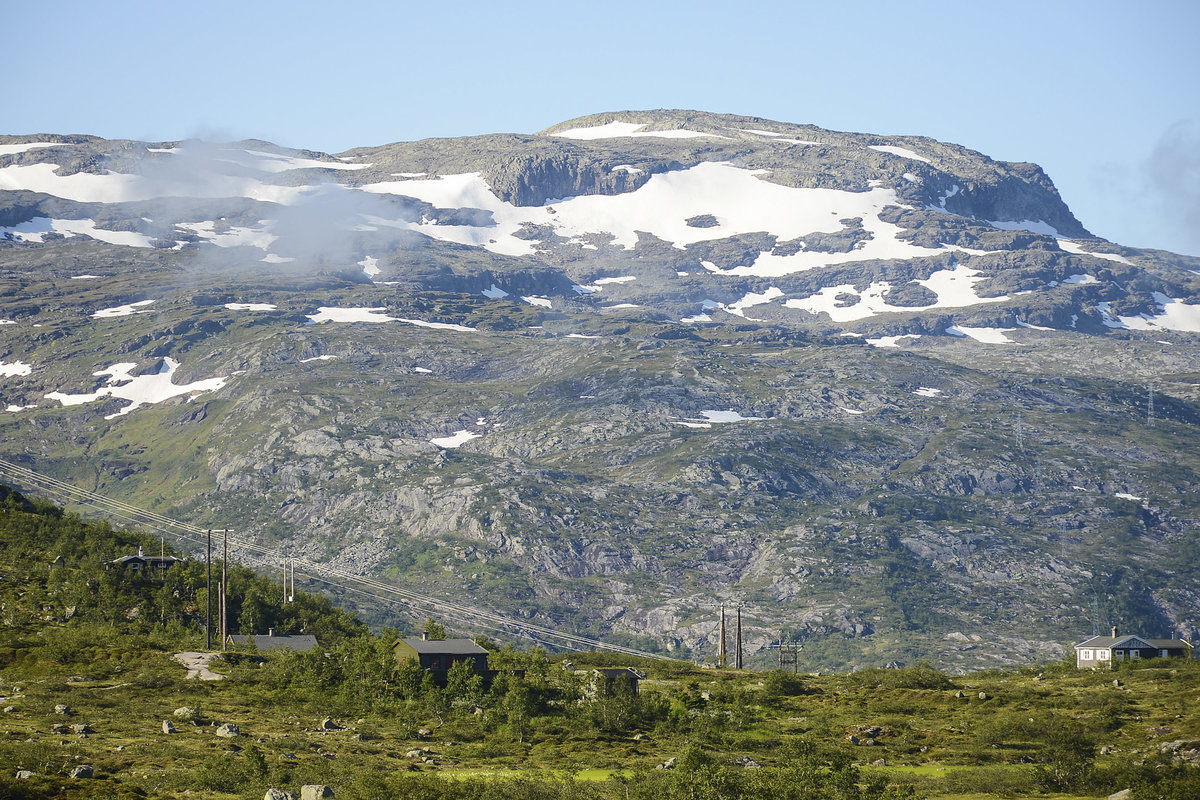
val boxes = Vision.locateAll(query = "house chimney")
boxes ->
[137,546,143,557]
[1112,626,1118,637]
[268,628,274,637]
[421,631,428,641]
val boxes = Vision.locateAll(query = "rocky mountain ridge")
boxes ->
[2,110,1199,671]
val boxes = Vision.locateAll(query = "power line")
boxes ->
[0,458,671,661]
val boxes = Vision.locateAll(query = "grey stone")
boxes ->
[162,720,176,734]
[174,706,197,720]
[54,704,70,715]
[69,764,93,779]
[70,723,92,734]
[1107,790,1131,800]
[265,790,297,800]
[977,692,988,700]
[320,717,340,730]
[300,786,334,800]
[15,770,34,779]
[216,722,240,738]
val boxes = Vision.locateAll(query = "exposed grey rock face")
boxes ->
[216,722,240,738]
[300,786,334,800]
[69,765,93,779]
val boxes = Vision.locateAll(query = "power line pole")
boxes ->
[718,605,727,669]
[735,605,743,670]
[221,529,228,652]
[206,530,212,650]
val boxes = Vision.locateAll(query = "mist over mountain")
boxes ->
[2,110,1199,671]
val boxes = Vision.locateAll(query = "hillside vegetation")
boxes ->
[1,487,1198,800]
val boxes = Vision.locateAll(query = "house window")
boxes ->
[1131,650,1140,659]
[1161,650,1169,657]
[1081,649,1093,660]
[1097,650,1109,660]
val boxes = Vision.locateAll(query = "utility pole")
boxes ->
[221,529,228,652]
[718,606,727,669]
[735,605,743,670]
[206,530,212,650]
[205,529,231,651]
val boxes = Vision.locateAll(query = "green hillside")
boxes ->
[1,487,1197,800]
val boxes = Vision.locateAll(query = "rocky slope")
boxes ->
[2,110,1199,671]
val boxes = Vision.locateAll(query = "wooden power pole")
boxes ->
[718,606,727,668]
[735,606,743,670]
[221,529,228,651]
[205,530,212,650]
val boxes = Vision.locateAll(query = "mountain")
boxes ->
[2,110,1199,671]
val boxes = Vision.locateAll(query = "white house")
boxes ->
[1074,628,1193,668]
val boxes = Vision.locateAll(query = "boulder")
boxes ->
[162,720,177,734]
[54,704,70,715]
[216,722,240,738]
[71,723,93,734]
[977,692,988,700]
[174,706,197,720]
[1108,790,1131,800]
[300,786,334,800]
[15,770,34,779]
[69,765,94,779]
[265,790,297,800]
[320,717,340,731]
[416,728,432,738]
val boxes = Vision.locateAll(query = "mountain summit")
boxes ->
[2,111,1198,670]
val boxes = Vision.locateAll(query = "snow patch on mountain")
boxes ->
[869,145,931,163]
[430,430,480,448]
[44,358,227,419]
[0,142,68,156]
[307,307,396,324]
[225,303,277,311]
[784,265,1007,322]
[93,300,155,319]
[1,217,156,248]
[0,360,32,378]
[550,121,725,140]
[946,325,1019,344]
[1098,293,1200,333]
[364,162,976,272]
[988,218,1061,237]
[1057,239,1133,264]
[0,161,313,205]
[866,334,921,348]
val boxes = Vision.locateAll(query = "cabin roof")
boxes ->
[395,637,488,655]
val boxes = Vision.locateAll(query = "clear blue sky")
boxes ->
[8,0,1198,256]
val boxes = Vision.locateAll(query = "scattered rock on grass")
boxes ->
[264,790,297,800]
[301,786,333,800]
[216,722,240,738]
[69,765,93,779]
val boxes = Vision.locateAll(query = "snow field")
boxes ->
[430,430,480,448]
[1,217,156,248]
[44,358,227,419]
[363,162,978,273]
[224,303,277,311]
[550,121,725,140]
[93,300,155,319]
[0,361,33,378]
